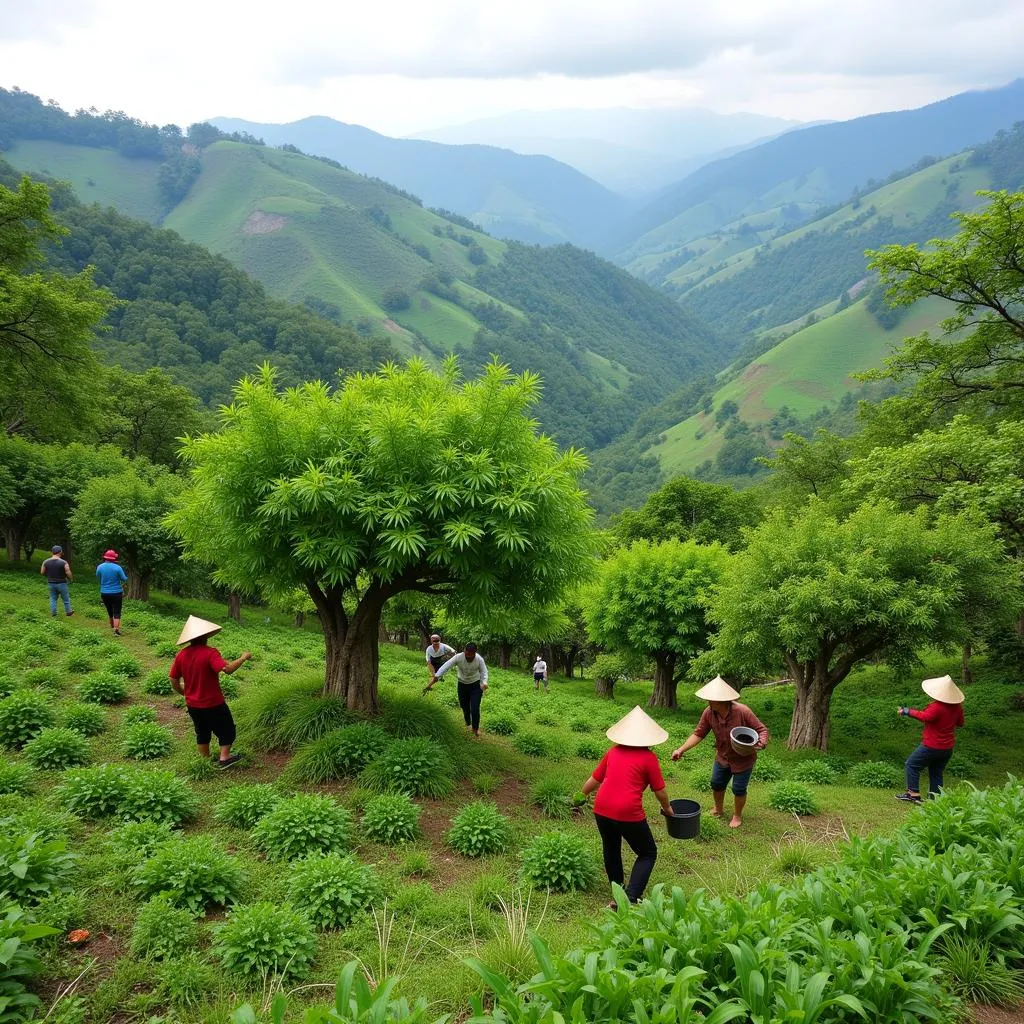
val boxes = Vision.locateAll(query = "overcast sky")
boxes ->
[2,0,1022,136]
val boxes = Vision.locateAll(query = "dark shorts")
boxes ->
[100,592,123,618]
[186,702,236,746]
[534,672,546,682]
[711,761,753,796]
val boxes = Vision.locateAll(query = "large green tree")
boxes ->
[703,500,1017,750]
[168,360,596,713]
[583,538,731,708]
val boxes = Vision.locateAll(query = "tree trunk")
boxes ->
[563,650,576,679]
[378,620,390,642]
[294,611,305,628]
[499,641,511,670]
[961,643,972,687]
[4,527,24,563]
[227,593,241,622]
[648,654,678,708]
[787,661,833,751]
[125,568,149,601]
[595,675,615,699]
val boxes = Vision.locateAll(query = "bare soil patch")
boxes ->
[242,211,287,235]
[972,1003,1024,1023]
[382,319,403,333]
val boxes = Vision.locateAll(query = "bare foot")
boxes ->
[729,816,742,828]
[709,809,723,818]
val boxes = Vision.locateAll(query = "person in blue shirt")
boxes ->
[96,549,128,636]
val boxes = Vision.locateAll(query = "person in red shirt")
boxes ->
[671,676,769,828]
[169,615,252,769]
[896,673,965,804]
[582,706,672,907]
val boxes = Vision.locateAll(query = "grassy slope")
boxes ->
[4,139,164,223]
[651,295,949,474]
[1,559,1020,1019]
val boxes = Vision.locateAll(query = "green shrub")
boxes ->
[63,650,95,674]
[120,768,199,825]
[472,772,500,795]
[287,723,388,783]
[122,722,173,760]
[107,821,175,865]
[219,675,240,699]
[487,713,519,736]
[380,694,461,746]
[569,719,592,733]
[154,641,179,659]
[62,702,106,737]
[0,832,75,903]
[753,755,784,782]
[699,815,725,842]
[936,933,1024,1006]
[0,904,54,1021]
[0,759,34,795]
[253,793,352,861]
[105,651,143,679]
[575,738,606,760]
[688,762,714,789]
[361,794,421,844]
[0,690,55,747]
[520,832,596,892]
[275,694,355,750]
[214,902,316,981]
[122,706,157,726]
[513,731,548,757]
[534,712,559,728]
[140,669,173,695]
[447,802,512,857]
[23,727,90,770]
[134,836,245,913]
[130,897,201,959]
[768,781,819,816]
[77,671,128,704]
[530,775,574,819]
[790,760,838,785]
[215,784,282,829]
[158,951,217,1009]
[60,764,127,817]
[183,755,217,781]
[400,851,432,878]
[18,667,61,693]
[286,853,379,929]
[359,738,455,798]
[233,677,321,749]
[848,760,902,788]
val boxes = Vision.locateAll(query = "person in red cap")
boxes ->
[169,615,252,769]
[95,550,128,635]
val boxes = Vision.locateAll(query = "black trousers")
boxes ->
[457,681,483,730]
[101,592,123,619]
[906,744,953,795]
[594,813,658,902]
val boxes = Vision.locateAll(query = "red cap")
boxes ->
[103,550,119,561]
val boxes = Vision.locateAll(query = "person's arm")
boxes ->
[169,654,185,697]
[744,709,770,749]
[906,703,940,722]
[425,653,459,690]
[582,753,609,799]
[222,651,253,675]
[478,655,488,689]
[39,563,46,576]
[671,732,704,760]
[652,787,672,814]
[581,775,600,797]
[65,562,73,581]
[425,647,432,665]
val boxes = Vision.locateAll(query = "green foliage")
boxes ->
[287,723,388,783]
[286,853,379,929]
[520,831,597,892]
[232,676,321,750]
[140,669,173,695]
[380,694,461,746]
[129,897,201,960]
[568,718,592,733]
[158,952,217,1010]
[105,651,143,679]
[253,794,352,861]
[359,738,455,798]
[23,727,90,770]
[121,705,157,726]
[106,821,175,865]
[574,738,606,760]
[76,671,128,704]
[134,835,245,914]
[447,802,512,858]
[529,775,574,819]
[360,794,421,845]
[472,772,500,795]
[752,755,784,782]
[790,760,838,785]
[61,702,106,737]
[512,731,549,758]
[0,690,55,747]
[273,694,356,751]
[768,782,819,816]
[0,904,57,1023]
[63,650,94,674]
[119,768,198,824]
[214,902,316,981]
[0,832,75,903]
[936,933,1024,1006]
[122,722,173,760]
[848,760,902,788]
[215,784,282,829]
[0,760,33,796]
[60,763,126,817]
[486,712,519,736]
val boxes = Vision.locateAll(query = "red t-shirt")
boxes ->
[909,701,964,749]
[592,745,666,822]
[169,644,227,708]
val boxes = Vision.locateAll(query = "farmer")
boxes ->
[95,549,128,636]
[425,634,455,685]
[41,545,74,618]
[582,705,672,908]
[426,642,488,736]
[169,615,252,769]
[533,654,549,692]
[671,676,769,828]
[895,674,965,804]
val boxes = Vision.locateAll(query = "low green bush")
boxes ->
[361,794,421,845]
[61,702,107,737]
[753,755,784,782]
[253,793,352,860]
[848,760,902,788]
[233,676,322,749]
[287,723,388,783]
[359,738,455,798]
[534,712,559,728]
[122,722,173,760]
[520,831,597,892]
[120,768,199,825]
[936,932,1024,1006]
[768,781,819,816]
[0,759,34,795]
[575,737,606,760]
[140,669,173,695]
[380,694,461,747]
[0,690,56,747]
[106,821,175,865]
[134,836,245,914]
[472,772,500,795]
[530,774,574,819]
[105,651,143,679]
[447,802,512,857]
[0,831,75,904]
[286,853,379,929]
[214,902,316,981]
[569,718,592,733]
[485,712,519,736]
[63,650,95,674]
[215,784,282,829]
[0,904,55,1021]
[513,732,548,758]
[274,694,355,750]
[23,727,90,770]
[122,706,157,726]
[130,897,201,959]
[158,951,217,1009]
[790,760,838,785]
[77,671,128,705]
[60,764,127,817]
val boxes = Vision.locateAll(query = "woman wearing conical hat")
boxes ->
[895,674,965,804]
[580,706,673,908]
[670,676,769,828]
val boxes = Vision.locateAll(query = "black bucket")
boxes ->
[664,798,701,840]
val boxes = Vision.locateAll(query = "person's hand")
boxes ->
[481,682,489,691]
[242,651,253,662]
[897,706,908,716]
[671,747,684,761]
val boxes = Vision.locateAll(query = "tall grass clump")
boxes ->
[359,738,455,798]
[286,723,388,784]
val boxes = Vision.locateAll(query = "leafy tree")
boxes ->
[614,476,761,549]
[702,500,1018,749]
[168,360,596,713]
[0,176,115,439]
[758,430,851,505]
[71,465,184,599]
[583,539,731,708]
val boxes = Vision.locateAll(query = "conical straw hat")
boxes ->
[694,675,740,702]
[176,615,222,645]
[921,674,965,704]
[606,706,669,747]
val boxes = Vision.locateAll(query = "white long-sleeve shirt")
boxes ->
[425,642,455,664]
[434,651,488,686]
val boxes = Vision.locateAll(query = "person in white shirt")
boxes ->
[425,634,455,684]
[426,642,488,736]
[533,655,549,692]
